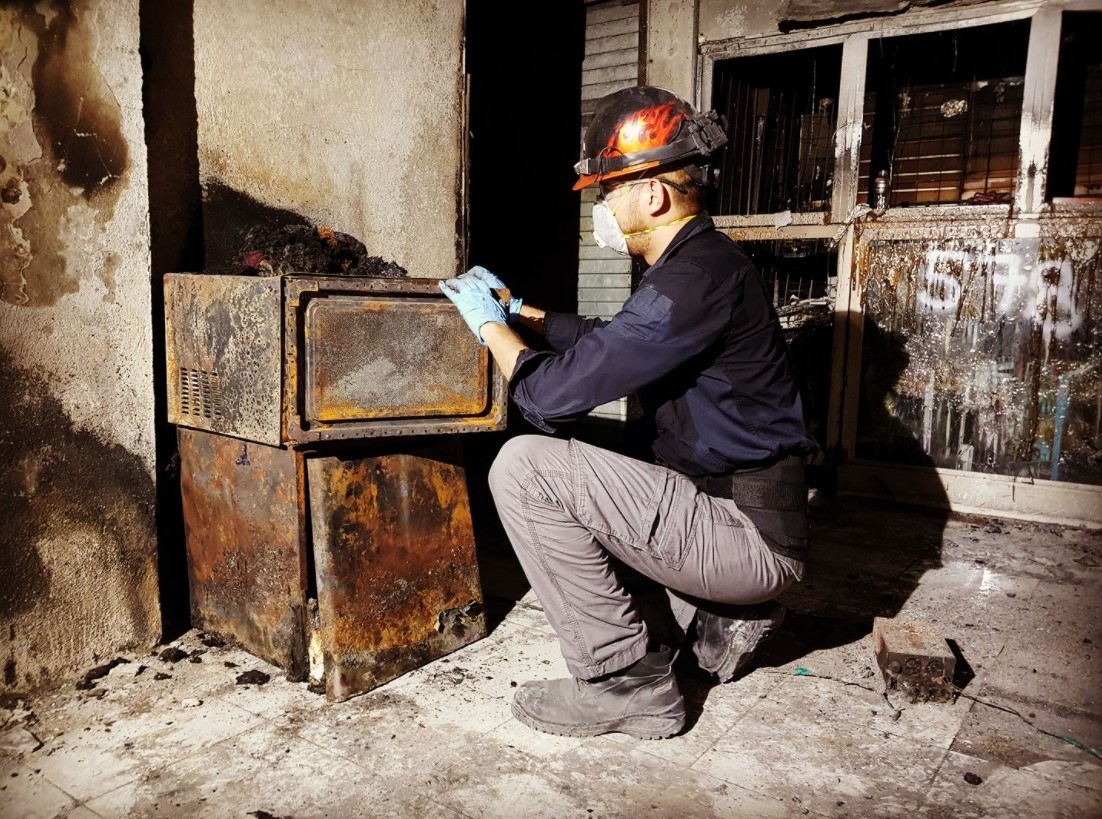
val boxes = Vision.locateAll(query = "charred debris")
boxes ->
[209,222,408,279]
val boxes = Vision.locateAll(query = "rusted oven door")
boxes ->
[164,273,508,445]
[287,276,507,442]
[178,428,310,677]
[306,439,485,701]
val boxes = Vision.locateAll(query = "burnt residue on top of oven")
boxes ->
[200,181,408,280]
[214,222,409,280]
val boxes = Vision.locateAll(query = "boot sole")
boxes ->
[510,699,685,740]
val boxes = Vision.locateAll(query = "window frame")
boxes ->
[696,2,1092,234]
[694,1,1102,513]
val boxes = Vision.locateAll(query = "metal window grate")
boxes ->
[1078,64,1102,195]
[742,239,836,308]
[1050,11,1102,199]
[179,367,223,420]
[859,20,1029,207]
[712,44,843,216]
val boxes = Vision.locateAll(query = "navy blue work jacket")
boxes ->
[509,213,819,476]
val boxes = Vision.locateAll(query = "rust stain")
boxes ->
[309,449,485,698]
[178,429,308,674]
[303,296,490,423]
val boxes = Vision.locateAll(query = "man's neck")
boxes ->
[641,212,696,265]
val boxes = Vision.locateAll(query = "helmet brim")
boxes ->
[572,173,599,191]
[572,160,663,192]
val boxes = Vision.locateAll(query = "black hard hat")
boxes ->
[573,85,728,191]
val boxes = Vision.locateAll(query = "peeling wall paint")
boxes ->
[857,236,1102,484]
[0,0,153,459]
[0,0,159,693]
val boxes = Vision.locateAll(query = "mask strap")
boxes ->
[623,213,694,239]
[607,180,646,216]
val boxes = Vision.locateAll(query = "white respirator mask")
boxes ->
[591,201,629,256]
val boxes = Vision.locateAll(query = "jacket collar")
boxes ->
[647,212,714,272]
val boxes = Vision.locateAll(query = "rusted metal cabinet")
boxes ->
[165,273,506,700]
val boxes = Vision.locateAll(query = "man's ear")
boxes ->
[644,178,672,216]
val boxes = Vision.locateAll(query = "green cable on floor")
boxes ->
[1035,727,1102,760]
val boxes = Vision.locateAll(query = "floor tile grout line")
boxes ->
[268,696,520,776]
[665,672,792,771]
[34,719,258,812]
[2,757,94,816]
[736,671,980,756]
[76,715,275,807]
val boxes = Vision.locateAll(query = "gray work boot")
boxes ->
[510,646,686,740]
[693,601,786,682]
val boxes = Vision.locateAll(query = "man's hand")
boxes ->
[459,266,523,324]
[438,276,507,345]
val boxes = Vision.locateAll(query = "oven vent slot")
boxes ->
[179,367,223,421]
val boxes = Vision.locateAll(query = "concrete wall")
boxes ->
[647,0,791,98]
[0,0,161,692]
[0,0,470,694]
[644,0,695,97]
[697,0,783,42]
[192,0,466,279]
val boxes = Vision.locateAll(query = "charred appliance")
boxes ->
[164,272,507,701]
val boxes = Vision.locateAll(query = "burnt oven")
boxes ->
[164,272,507,700]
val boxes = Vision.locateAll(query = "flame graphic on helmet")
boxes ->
[604,101,684,157]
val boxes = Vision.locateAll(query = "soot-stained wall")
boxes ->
[191,0,466,279]
[857,236,1102,485]
[0,0,160,692]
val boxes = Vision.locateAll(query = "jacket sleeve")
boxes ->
[510,269,730,432]
[543,311,608,352]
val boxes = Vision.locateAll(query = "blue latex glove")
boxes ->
[438,276,507,345]
[459,265,523,323]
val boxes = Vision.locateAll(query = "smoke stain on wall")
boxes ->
[0,0,129,307]
[200,180,311,272]
[0,350,158,690]
[33,1,127,194]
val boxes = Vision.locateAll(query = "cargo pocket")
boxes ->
[650,469,696,570]
[572,440,691,569]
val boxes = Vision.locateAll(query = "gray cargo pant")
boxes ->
[487,434,805,680]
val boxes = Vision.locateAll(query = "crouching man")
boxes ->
[439,85,818,739]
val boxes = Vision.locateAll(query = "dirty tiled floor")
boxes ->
[2,495,1101,818]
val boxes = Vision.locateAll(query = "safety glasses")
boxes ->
[595,177,689,205]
